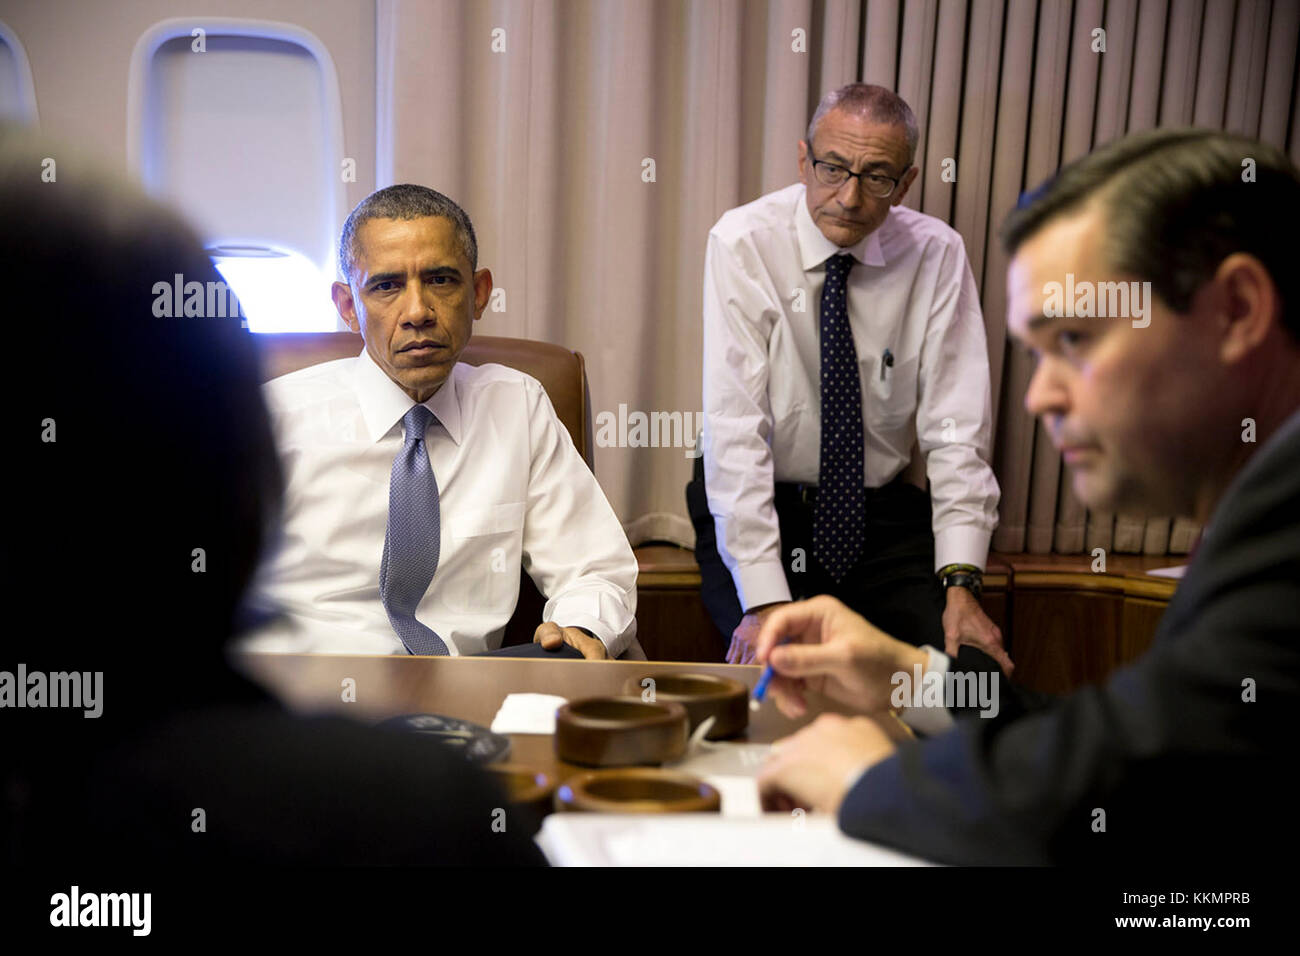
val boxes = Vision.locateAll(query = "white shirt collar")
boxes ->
[353,347,463,446]
[794,182,888,272]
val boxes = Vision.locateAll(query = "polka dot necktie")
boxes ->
[813,253,865,582]
[380,404,450,655]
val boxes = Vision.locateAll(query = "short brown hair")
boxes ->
[1001,128,1300,340]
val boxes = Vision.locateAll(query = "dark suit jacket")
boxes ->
[839,407,1300,865]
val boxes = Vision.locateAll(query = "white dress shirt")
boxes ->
[702,183,1000,612]
[240,348,638,657]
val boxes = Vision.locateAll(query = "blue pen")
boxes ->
[750,638,790,711]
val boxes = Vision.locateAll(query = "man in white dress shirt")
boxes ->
[687,83,1007,673]
[243,185,638,659]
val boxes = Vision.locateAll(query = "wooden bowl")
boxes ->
[554,768,721,814]
[554,697,689,767]
[484,763,555,818]
[623,672,749,739]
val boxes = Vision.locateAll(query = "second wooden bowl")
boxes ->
[554,768,721,814]
[623,672,750,739]
[554,697,689,767]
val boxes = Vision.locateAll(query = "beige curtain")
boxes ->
[378,0,1300,555]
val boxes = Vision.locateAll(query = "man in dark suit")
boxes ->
[0,127,545,866]
[752,128,1300,864]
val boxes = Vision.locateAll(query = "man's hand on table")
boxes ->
[942,585,1014,677]
[726,602,789,664]
[752,595,927,717]
[756,713,898,814]
[533,622,608,660]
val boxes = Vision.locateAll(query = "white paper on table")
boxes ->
[489,693,568,734]
[671,741,772,777]
[1147,564,1187,579]
[665,740,771,818]
[535,814,934,866]
[701,775,763,817]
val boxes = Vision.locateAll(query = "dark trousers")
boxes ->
[687,456,1000,674]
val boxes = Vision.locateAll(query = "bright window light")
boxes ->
[212,249,339,332]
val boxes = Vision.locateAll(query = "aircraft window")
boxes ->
[128,19,345,331]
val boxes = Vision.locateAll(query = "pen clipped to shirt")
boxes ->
[880,348,894,380]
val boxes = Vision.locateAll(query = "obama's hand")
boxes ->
[533,622,608,660]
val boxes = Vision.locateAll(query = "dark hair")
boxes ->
[807,83,919,167]
[0,125,283,711]
[1001,128,1300,339]
[339,183,478,281]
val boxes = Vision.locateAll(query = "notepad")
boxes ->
[535,814,934,866]
[489,693,569,734]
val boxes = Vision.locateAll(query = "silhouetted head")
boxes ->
[0,125,283,729]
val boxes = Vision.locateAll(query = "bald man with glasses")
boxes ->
[687,83,1007,686]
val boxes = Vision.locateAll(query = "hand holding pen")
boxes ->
[749,595,929,719]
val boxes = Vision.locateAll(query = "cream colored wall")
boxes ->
[0,0,377,215]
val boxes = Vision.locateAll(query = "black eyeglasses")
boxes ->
[808,149,903,198]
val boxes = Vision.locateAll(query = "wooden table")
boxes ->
[236,654,828,787]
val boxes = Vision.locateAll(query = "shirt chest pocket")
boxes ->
[861,351,919,432]
[440,502,526,613]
